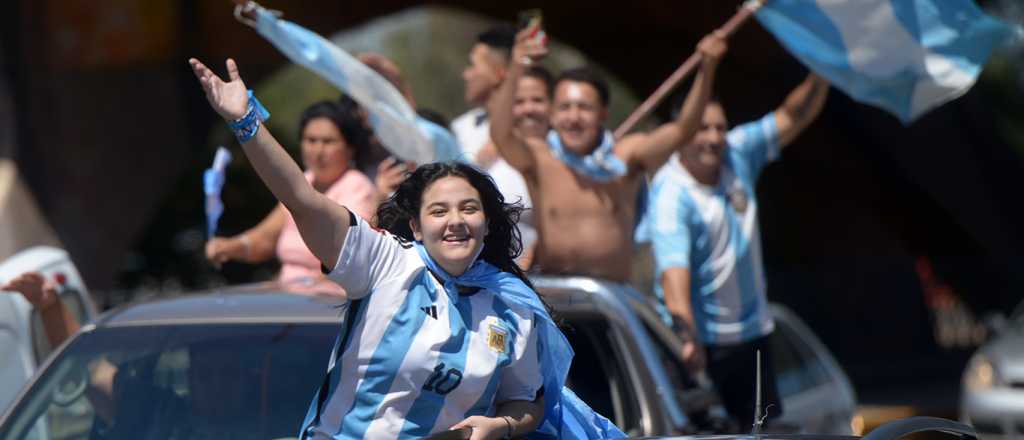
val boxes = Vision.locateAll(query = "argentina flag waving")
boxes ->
[754,0,1021,123]
[239,3,461,164]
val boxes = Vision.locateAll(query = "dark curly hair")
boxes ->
[375,162,532,288]
[298,96,374,168]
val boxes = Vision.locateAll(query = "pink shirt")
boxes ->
[275,169,378,296]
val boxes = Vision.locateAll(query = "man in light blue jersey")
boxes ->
[650,71,830,428]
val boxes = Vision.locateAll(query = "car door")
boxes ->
[535,276,690,437]
[770,303,857,434]
[561,313,646,434]
[620,290,857,436]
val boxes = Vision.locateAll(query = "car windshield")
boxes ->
[1,323,335,440]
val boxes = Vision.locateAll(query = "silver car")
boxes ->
[960,304,1024,438]
[0,276,854,439]
[533,276,857,436]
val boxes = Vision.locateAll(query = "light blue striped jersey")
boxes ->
[649,112,780,346]
[303,216,542,439]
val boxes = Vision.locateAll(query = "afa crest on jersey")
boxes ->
[487,325,507,353]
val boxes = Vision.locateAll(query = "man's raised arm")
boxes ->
[620,32,727,173]
[774,73,830,148]
[488,27,547,177]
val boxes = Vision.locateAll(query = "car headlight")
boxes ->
[963,353,999,391]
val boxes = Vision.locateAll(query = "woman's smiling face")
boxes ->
[411,176,489,276]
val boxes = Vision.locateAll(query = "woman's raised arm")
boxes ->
[189,58,350,269]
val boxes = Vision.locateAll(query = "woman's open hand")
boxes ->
[189,58,250,121]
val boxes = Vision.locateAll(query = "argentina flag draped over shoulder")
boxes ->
[754,0,1020,123]
[247,5,462,163]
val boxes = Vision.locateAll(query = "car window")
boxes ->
[641,322,697,394]
[562,316,642,435]
[30,288,91,364]
[770,316,832,397]
[4,323,335,440]
[640,320,726,427]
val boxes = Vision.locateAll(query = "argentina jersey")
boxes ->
[303,216,542,439]
[649,112,781,346]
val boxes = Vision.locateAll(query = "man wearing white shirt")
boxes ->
[451,25,517,162]
[453,25,545,266]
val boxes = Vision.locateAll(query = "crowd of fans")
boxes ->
[4,18,834,438]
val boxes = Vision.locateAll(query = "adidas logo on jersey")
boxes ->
[421,305,438,319]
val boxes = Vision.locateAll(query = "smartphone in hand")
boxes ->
[518,9,542,31]
[517,9,546,46]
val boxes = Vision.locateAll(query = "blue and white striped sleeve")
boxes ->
[326,214,414,299]
[651,183,692,272]
[726,112,780,178]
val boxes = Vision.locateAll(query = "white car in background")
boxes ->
[0,246,96,414]
[960,302,1024,438]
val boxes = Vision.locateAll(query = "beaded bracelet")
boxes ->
[228,90,271,144]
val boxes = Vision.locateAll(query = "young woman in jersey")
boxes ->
[188,58,624,440]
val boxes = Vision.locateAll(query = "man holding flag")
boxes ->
[650,71,829,428]
[648,0,1016,428]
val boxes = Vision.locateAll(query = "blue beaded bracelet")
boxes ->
[228,90,270,143]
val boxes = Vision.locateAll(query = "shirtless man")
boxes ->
[489,29,726,282]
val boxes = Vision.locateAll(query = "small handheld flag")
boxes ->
[204,146,232,239]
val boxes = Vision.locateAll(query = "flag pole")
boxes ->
[613,0,766,139]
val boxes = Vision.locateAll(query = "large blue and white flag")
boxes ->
[755,0,1020,123]
[248,6,461,163]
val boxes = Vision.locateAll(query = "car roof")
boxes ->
[94,283,348,327]
[90,276,661,328]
